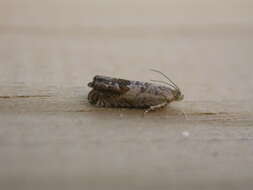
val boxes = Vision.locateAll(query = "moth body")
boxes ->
[88,73,183,112]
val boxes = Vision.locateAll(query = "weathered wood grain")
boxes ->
[0,85,252,121]
[1,85,253,190]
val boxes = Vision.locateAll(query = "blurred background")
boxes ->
[0,0,253,100]
[1,0,253,190]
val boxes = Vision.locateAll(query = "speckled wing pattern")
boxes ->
[88,75,173,108]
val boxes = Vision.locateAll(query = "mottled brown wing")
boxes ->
[88,75,131,95]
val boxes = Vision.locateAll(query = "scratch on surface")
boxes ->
[0,95,51,99]
[190,112,227,116]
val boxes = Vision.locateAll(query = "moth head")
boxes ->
[173,88,184,101]
[150,69,184,102]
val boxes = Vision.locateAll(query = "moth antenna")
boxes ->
[150,80,177,90]
[150,69,179,90]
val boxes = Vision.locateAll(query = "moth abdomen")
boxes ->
[88,90,109,107]
[88,89,122,108]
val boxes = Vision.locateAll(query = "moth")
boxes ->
[88,69,184,113]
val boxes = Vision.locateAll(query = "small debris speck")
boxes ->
[182,131,190,137]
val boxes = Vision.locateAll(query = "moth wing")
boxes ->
[137,93,167,106]
[88,75,131,95]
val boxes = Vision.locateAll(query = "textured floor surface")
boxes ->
[1,0,253,189]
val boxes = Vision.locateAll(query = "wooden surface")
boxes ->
[1,86,253,190]
[1,0,253,190]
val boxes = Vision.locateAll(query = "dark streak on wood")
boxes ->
[0,95,51,99]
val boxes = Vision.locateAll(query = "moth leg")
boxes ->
[144,102,168,113]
